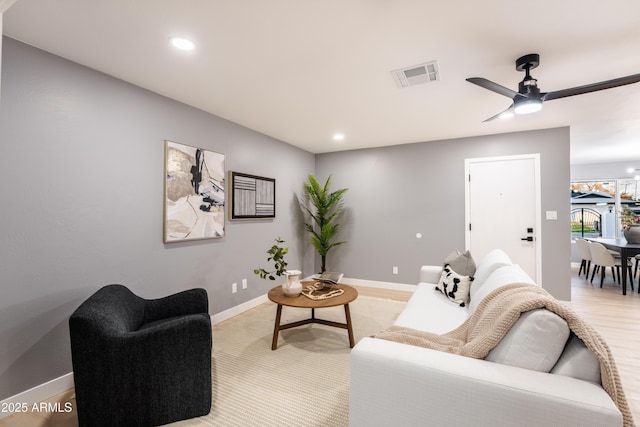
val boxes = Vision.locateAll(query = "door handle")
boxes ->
[521,236,534,242]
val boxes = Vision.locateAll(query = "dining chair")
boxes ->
[575,239,592,278]
[588,241,634,289]
[633,254,640,279]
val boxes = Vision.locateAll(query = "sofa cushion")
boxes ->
[443,250,476,277]
[469,265,536,313]
[485,308,570,372]
[551,333,601,384]
[435,264,473,307]
[393,283,468,334]
[469,249,512,299]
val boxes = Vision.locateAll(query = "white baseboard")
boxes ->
[339,277,416,293]
[2,277,412,418]
[211,293,269,325]
[209,277,413,325]
[0,373,74,420]
[302,276,416,293]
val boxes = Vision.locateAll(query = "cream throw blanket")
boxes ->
[374,283,634,427]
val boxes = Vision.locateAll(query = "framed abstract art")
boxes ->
[164,140,225,242]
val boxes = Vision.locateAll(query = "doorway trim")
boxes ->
[464,153,542,284]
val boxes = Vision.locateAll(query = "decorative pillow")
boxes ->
[443,250,476,277]
[551,333,601,384]
[435,264,473,307]
[485,308,570,372]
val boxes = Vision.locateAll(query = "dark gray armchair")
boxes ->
[69,284,212,426]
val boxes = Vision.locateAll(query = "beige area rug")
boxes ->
[170,296,406,427]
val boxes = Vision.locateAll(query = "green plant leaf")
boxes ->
[301,174,348,271]
[254,237,288,280]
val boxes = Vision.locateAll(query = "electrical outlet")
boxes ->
[242,278,247,289]
[232,282,237,293]
[393,266,398,275]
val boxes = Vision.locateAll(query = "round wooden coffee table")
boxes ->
[267,282,358,350]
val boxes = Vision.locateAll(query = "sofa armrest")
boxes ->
[419,265,442,284]
[349,338,622,427]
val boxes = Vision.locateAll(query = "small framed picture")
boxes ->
[229,171,275,220]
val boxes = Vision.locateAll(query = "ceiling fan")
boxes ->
[467,53,640,122]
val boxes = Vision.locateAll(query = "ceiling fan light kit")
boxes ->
[467,53,640,122]
[514,98,542,115]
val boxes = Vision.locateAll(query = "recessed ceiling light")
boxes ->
[170,37,195,51]
[332,133,345,142]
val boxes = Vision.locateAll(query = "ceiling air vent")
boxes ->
[391,61,440,88]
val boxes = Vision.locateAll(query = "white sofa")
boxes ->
[349,249,623,427]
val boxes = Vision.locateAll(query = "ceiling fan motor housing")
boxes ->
[518,79,541,97]
[516,54,541,98]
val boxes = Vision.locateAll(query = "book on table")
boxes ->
[316,272,343,284]
[302,272,345,300]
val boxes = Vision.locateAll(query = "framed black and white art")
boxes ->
[229,171,275,220]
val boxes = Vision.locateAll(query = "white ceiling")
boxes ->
[3,0,640,165]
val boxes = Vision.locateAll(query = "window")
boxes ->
[571,180,640,240]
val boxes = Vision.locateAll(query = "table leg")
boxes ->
[344,303,355,348]
[271,304,283,350]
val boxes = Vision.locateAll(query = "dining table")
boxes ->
[585,237,640,295]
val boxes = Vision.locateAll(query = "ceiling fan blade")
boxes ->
[466,77,525,99]
[482,104,515,122]
[543,73,640,101]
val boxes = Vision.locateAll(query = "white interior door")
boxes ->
[465,154,541,283]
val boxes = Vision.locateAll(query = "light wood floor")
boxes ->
[568,266,640,419]
[1,270,638,426]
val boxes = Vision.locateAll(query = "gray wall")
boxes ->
[315,127,571,300]
[0,38,315,400]
[0,36,571,402]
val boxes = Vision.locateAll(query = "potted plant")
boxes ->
[300,174,348,273]
[254,237,302,297]
[254,237,289,280]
